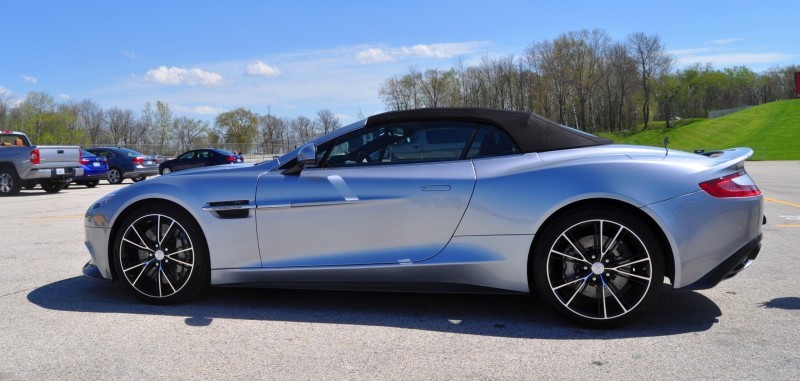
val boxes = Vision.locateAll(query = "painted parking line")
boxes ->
[765,197,800,208]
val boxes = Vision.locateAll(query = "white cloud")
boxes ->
[58,93,71,100]
[173,104,226,116]
[708,38,743,45]
[21,75,38,84]
[0,86,10,96]
[121,50,137,59]
[356,41,490,64]
[356,48,395,64]
[245,60,281,76]
[144,66,224,86]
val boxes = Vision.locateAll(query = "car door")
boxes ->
[174,151,199,171]
[255,121,479,267]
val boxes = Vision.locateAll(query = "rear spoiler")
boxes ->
[700,148,754,170]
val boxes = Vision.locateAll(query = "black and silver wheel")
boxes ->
[0,166,21,196]
[160,167,172,175]
[41,181,65,193]
[113,204,209,304]
[532,206,664,328]
[107,168,123,184]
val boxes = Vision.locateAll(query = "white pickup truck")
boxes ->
[0,130,84,196]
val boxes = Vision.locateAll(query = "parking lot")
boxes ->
[0,161,798,380]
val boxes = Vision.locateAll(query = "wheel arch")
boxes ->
[106,198,208,281]
[526,198,675,287]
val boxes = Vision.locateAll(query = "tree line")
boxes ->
[379,29,799,131]
[0,91,340,156]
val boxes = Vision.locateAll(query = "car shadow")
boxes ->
[28,277,722,339]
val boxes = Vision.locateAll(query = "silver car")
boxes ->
[83,108,764,328]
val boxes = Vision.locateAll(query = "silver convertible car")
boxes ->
[83,108,763,328]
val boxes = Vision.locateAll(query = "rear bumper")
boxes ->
[122,167,158,178]
[683,233,761,290]
[25,167,84,180]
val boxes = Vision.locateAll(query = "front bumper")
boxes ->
[82,261,113,282]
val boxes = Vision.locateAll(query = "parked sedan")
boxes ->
[82,108,763,328]
[65,150,109,188]
[85,147,159,184]
[159,148,242,175]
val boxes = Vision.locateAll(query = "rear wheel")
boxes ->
[0,167,21,196]
[532,206,664,328]
[107,168,123,184]
[113,203,210,304]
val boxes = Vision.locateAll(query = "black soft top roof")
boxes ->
[366,108,613,153]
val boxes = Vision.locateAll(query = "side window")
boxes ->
[324,121,476,167]
[179,151,195,160]
[466,125,520,159]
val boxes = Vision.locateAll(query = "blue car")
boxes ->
[66,150,109,188]
[85,147,159,184]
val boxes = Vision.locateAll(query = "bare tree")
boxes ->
[259,113,288,154]
[290,115,318,145]
[316,109,340,134]
[77,99,106,146]
[627,32,672,129]
[106,107,137,146]
[172,116,208,154]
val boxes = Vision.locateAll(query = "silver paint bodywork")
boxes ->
[84,119,763,294]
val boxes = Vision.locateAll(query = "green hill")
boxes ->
[599,99,800,160]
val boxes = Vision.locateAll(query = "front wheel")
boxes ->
[113,203,210,304]
[160,167,172,175]
[531,206,664,328]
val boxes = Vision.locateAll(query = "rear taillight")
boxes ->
[30,148,40,164]
[80,158,90,165]
[699,171,761,198]
[226,155,236,162]
[132,157,145,165]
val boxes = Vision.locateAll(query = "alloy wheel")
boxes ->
[118,213,196,299]
[545,218,654,321]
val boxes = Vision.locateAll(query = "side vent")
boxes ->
[203,200,254,219]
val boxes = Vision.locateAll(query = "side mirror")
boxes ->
[282,143,317,175]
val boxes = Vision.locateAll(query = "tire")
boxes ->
[107,168,123,184]
[160,167,172,175]
[531,206,664,328]
[41,181,65,193]
[132,175,146,182]
[0,166,21,196]
[63,182,71,189]
[23,180,36,190]
[113,203,210,304]
[85,180,99,188]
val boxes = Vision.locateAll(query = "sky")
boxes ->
[1,0,797,124]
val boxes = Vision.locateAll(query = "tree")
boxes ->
[316,109,340,134]
[627,32,672,129]
[290,115,318,144]
[215,108,258,153]
[77,99,106,145]
[259,113,288,154]
[172,116,208,154]
[106,107,138,146]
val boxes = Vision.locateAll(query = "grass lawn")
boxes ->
[599,99,800,160]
